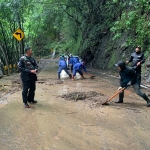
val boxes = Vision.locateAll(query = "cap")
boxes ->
[25,46,31,51]
[115,61,126,70]
[25,47,31,52]
[115,63,119,67]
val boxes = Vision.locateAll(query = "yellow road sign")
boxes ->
[13,29,24,41]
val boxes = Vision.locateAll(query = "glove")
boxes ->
[118,87,122,91]
[127,81,131,86]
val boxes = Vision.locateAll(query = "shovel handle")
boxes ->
[107,87,125,101]
[84,72,95,78]
[102,87,126,105]
[85,72,95,77]
[86,72,95,78]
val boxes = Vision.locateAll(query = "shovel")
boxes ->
[102,87,126,105]
[85,72,96,79]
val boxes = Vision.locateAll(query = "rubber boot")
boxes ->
[147,100,150,107]
[81,75,85,79]
[69,74,72,79]
[142,93,150,107]
[115,99,123,103]
[115,92,124,103]
[58,75,60,80]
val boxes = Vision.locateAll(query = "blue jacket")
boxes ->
[69,57,80,66]
[59,60,67,68]
[73,63,86,72]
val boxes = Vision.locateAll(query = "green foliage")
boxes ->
[110,0,150,50]
[1,0,150,71]
[108,53,116,69]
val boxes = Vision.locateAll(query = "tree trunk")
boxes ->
[0,45,9,75]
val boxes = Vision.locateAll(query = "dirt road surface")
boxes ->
[0,59,150,150]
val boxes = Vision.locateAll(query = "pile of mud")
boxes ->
[60,91,104,101]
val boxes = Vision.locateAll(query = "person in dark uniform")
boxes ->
[18,47,38,108]
[115,61,150,107]
[126,46,145,86]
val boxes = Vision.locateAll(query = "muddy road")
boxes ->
[0,59,150,150]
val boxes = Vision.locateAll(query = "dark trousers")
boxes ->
[119,83,149,102]
[136,69,141,86]
[22,80,36,104]
[73,69,83,76]
[71,65,73,73]
[58,67,71,79]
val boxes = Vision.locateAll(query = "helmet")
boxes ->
[60,56,65,60]
[69,54,72,57]
[60,54,64,57]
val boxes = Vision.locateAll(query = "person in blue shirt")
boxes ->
[69,54,80,72]
[58,56,72,79]
[72,62,87,80]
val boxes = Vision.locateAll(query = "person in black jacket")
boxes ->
[126,46,145,86]
[115,61,150,107]
[18,47,38,108]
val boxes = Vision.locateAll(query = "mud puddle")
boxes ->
[60,91,104,100]
[59,91,106,108]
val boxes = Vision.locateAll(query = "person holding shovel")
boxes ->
[126,46,145,87]
[72,62,87,80]
[115,61,150,107]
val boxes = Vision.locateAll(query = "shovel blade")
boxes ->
[102,98,110,105]
[90,75,95,79]
[102,101,110,105]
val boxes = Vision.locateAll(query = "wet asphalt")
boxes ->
[0,59,150,150]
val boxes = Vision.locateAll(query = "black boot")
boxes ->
[115,91,124,103]
[69,74,72,79]
[24,103,29,108]
[142,93,150,107]
[115,99,123,103]
[147,100,150,107]
[28,100,37,104]
[58,75,60,80]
